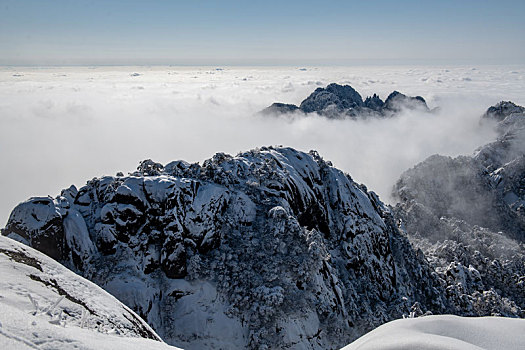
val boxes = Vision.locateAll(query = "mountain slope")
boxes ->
[3,147,448,349]
[393,102,525,316]
[0,235,180,350]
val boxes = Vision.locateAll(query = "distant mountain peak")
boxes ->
[482,101,525,121]
[261,83,429,118]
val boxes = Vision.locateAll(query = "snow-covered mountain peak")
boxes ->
[261,83,430,118]
[3,146,447,349]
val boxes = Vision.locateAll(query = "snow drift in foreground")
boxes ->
[0,235,180,350]
[342,315,525,350]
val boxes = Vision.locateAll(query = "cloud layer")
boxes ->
[1,65,524,226]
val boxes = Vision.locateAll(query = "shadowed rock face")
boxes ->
[261,83,429,118]
[393,153,525,239]
[383,91,429,112]
[299,83,364,115]
[363,93,384,111]
[482,101,525,122]
[3,146,449,349]
[394,102,525,241]
[393,101,525,317]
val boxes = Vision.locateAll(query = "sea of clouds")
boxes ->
[1,65,524,226]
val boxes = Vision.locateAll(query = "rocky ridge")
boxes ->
[393,101,525,317]
[262,83,430,118]
[4,147,449,349]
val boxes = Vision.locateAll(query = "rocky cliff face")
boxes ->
[393,101,525,318]
[4,147,448,349]
[261,83,429,118]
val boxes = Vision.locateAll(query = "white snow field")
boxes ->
[1,65,525,227]
[342,315,525,350]
[0,235,181,350]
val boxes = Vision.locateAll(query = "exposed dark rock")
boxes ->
[482,101,525,122]
[299,83,364,116]
[260,102,300,115]
[363,93,384,111]
[262,83,430,119]
[383,91,429,113]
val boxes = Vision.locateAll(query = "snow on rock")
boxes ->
[299,83,364,116]
[341,315,525,350]
[3,146,448,350]
[382,90,429,113]
[261,83,430,118]
[393,101,525,317]
[0,235,180,350]
[482,101,525,122]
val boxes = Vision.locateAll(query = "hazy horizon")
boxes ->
[3,59,525,67]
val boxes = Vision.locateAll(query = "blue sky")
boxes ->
[1,0,524,65]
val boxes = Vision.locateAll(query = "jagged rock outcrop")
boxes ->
[482,101,525,122]
[4,146,449,350]
[298,83,364,117]
[393,101,525,317]
[363,93,384,111]
[261,83,429,118]
[382,91,429,113]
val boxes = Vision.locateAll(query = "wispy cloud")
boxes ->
[0,65,523,226]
